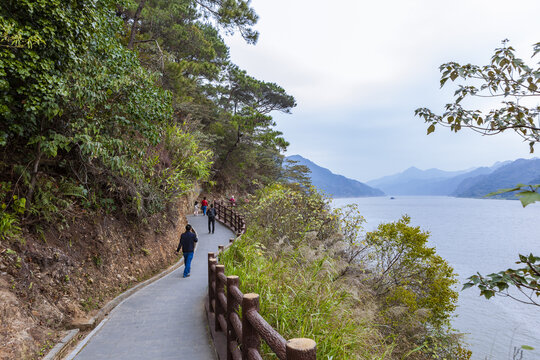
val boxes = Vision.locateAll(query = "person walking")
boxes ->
[201,197,208,216]
[175,224,198,278]
[193,201,199,216]
[207,203,216,234]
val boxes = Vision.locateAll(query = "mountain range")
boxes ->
[285,154,540,200]
[285,155,384,197]
[367,158,540,198]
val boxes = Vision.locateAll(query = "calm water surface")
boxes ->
[333,196,540,360]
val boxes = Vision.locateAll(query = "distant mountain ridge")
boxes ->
[452,158,540,198]
[285,155,384,198]
[367,166,477,195]
[366,158,539,198]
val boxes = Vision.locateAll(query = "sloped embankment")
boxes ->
[0,198,191,360]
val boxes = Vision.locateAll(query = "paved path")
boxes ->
[69,215,232,360]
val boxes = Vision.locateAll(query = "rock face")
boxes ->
[0,198,191,359]
[285,155,384,198]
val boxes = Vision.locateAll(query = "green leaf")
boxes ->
[427,124,436,135]
[521,345,535,351]
[461,282,474,290]
[480,289,495,299]
[440,78,448,87]
[517,191,540,207]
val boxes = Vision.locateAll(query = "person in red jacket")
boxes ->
[201,197,208,216]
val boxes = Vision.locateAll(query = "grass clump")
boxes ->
[220,232,392,359]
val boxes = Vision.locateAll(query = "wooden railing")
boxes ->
[214,201,246,235]
[208,248,317,360]
[208,201,316,359]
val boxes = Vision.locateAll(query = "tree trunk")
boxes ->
[128,0,147,49]
[26,142,43,211]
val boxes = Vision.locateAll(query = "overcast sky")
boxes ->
[224,0,540,182]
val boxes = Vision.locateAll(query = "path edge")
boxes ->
[45,255,185,360]
[205,227,242,360]
[42,329,79,360]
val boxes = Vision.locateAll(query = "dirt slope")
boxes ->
[0,198,192,360]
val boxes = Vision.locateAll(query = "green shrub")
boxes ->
[0,181,24,241]
[220,233,392,360]
[0,210,21,241]
[365,216,458,328]
[240,183,338,247]
[228,183,469,360]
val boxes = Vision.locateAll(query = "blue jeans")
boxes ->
[201,206,207,215]
[183,252,194,277]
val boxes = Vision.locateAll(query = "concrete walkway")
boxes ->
[69,215,233,360]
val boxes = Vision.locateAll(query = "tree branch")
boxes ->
[128,0,147,50]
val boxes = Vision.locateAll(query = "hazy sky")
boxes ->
[224,0,540,182]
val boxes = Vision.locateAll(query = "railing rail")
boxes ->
[208,251,316,360]
[208,202,316,360]
[214,201,246,235]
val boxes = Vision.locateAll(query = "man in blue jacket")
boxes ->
[176,224,198,278]
[207,203,216,234]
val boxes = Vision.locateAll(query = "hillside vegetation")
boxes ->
[0,0,294,358]
[221,183,471,360]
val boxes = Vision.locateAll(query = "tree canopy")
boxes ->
[0,0,294,238]
[120,0,296,192]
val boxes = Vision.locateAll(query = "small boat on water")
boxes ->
[390,197,395,200]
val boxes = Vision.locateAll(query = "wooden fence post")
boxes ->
[221,203,225,223]
[242,293,261,358]
[227,275,240,360]
[208,256,217,313]
[215,264,225,332]
[286,338,317,360]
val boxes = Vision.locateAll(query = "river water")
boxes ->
[332,196,540,360]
